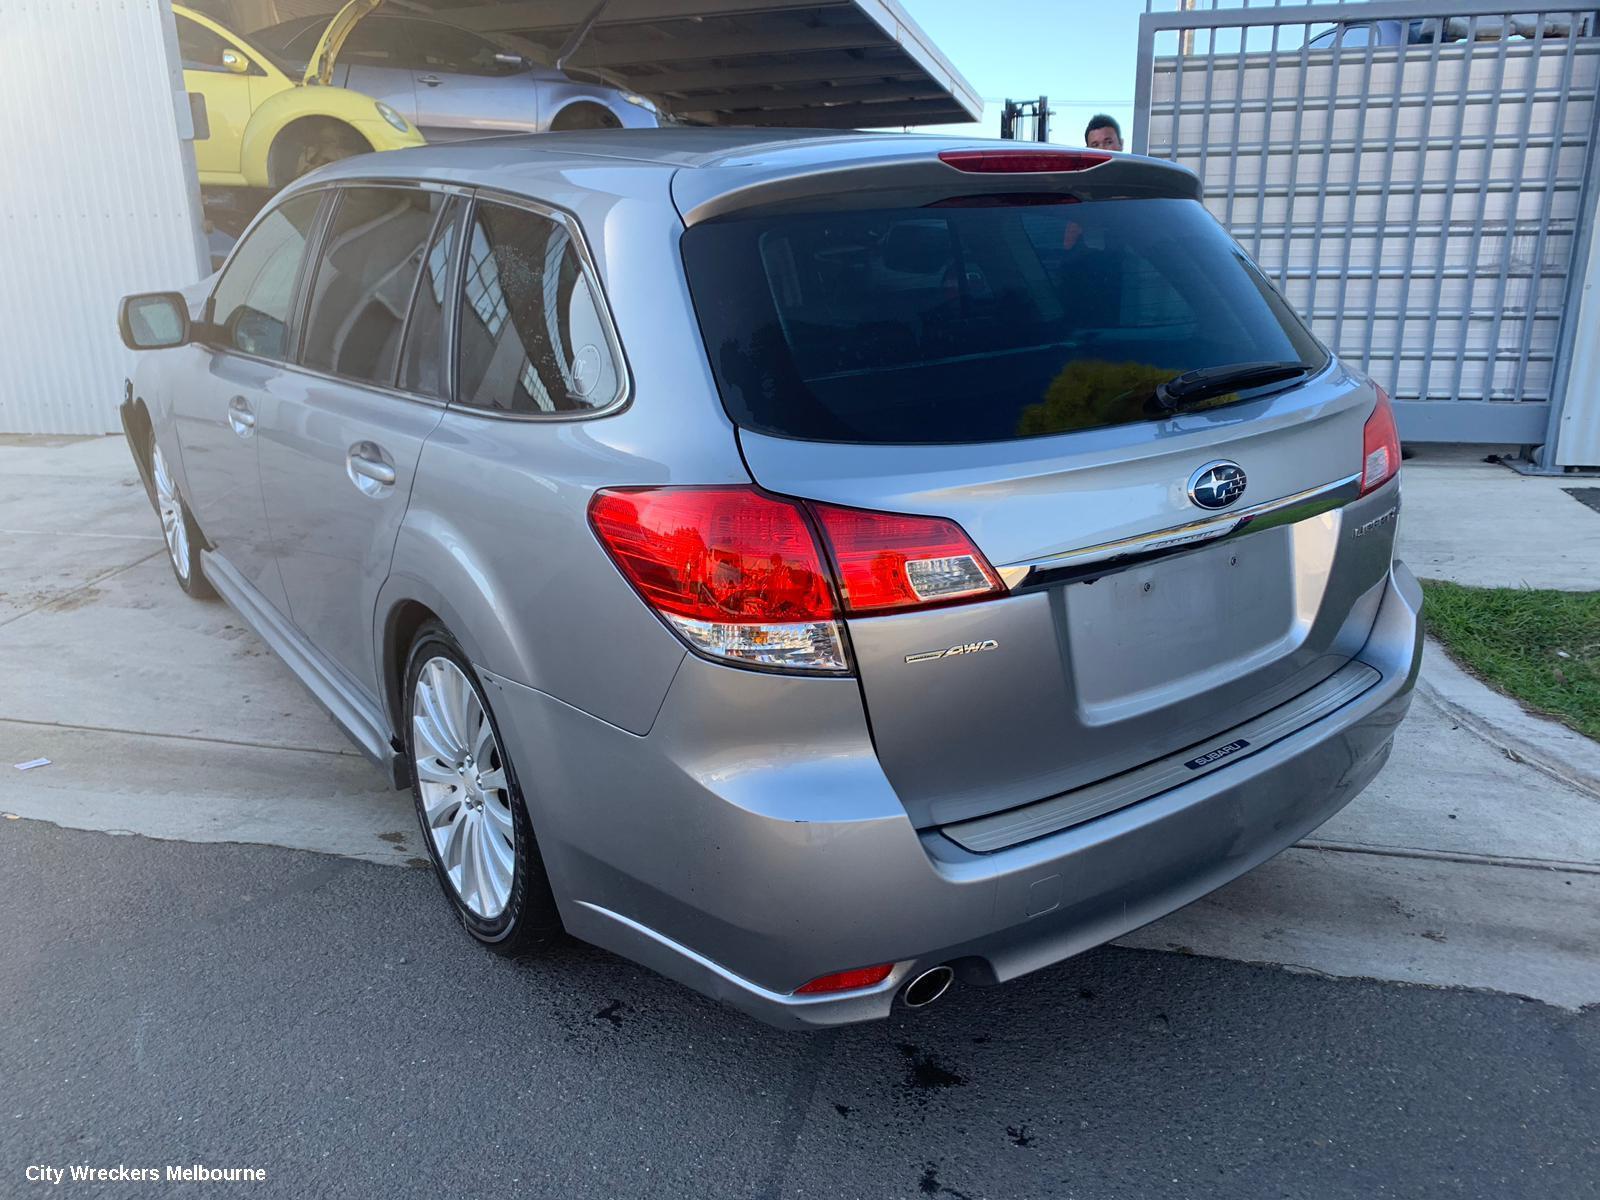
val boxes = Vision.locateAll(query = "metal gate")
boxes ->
[1133,0,1600,461]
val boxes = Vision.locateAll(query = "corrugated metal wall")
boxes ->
[0,0,206,435]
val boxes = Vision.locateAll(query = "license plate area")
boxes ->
[1064,530,1299,721]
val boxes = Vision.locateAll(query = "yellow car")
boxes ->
[175,0,424,189]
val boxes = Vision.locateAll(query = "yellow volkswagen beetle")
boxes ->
[175,0,424,189]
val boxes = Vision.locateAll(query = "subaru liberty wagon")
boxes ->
[118,129,1420,1028]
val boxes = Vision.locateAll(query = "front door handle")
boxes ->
[417,74,442,86]
[227,395,255,439]
[346,442,397,495]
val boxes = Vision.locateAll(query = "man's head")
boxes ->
[1085,114,1123,152]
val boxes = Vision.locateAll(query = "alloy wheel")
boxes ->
[151,443,190,581]
[411,656,516,919]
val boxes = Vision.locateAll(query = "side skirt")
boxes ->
[201,549,406,789]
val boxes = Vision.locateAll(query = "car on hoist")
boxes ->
[176,0,423,191]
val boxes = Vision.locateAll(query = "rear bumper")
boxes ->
[490,562,1423,1030]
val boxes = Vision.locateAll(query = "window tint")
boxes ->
[301,188,444,388]
[209,192,323,361]
[681,198,1326,445]
[398,196,464,397]
[456,202,620,415]
[177,15,237,72]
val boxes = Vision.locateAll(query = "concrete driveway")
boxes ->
[2,435,1597,1197]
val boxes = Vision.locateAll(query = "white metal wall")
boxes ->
[1145,36,1599,444]
[0,0,206,435]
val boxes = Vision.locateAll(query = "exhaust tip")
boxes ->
[901,965,955,1009]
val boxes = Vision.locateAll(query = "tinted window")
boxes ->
[681,198,1326,445]
[302,188,444,387]
[398,196,464,397]
[456,202,621,415]
[209,192,323,361]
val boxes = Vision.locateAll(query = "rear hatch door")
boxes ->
[679,153,1392,830]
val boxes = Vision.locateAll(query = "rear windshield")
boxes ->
[681,197,1326,445]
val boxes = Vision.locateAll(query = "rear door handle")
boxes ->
[227,395,255,439]
[418,74,442,86]
[346,443,396,494]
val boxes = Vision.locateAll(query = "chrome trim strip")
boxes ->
[1002,471,1363,586]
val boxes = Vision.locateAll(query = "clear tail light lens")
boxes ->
[1361,384,1401,495]
[588,487,848,673]
[588,487,1009,673]
[809,504,1005,615]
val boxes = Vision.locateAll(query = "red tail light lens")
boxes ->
[588,487,847,672]
[809,504,1005,615]
[1361,384,1401,495]
[938,149,1111,174]
[588,487,1010,672]
[794,964,894,995]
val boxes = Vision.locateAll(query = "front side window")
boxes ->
[208,192,323,361]
[681,197,1326,445]
[455,201,621,415]
[301,187,444,387]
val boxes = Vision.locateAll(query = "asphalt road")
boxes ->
[2,820,1596,1200]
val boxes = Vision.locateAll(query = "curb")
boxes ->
[1417,636,1600,801]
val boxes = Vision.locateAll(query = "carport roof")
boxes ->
[406,0,983,127]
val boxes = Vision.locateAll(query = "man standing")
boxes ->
[1085,114,1123,152]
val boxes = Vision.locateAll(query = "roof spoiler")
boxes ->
[671,145,1202,226]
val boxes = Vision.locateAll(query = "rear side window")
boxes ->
[681,197,1326,445]
[301,187,445,388]
[209,192,322,361]
[455,201,621,416]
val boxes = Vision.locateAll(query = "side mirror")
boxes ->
[220,48,251,74]
[119,292,191,350]
[493,51,526,67]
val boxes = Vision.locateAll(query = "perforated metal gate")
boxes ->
[1133,0,1600,460]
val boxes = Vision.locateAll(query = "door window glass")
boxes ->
[389,19,521,75]
[455,202,621,415]
[208,192,323,361]
[301,187,445,387]
[176,15,238,72]
[398,196,464,397]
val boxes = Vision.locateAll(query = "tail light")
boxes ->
[587,487,1006,674]
[1360,384,1401,495]
[809,504,1005,615]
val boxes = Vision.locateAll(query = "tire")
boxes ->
[404,623,561,955]
[549,102,623,131]
[149,436,214,599]
[271,120,369,187]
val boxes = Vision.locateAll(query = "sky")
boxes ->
[894,0,1147,146]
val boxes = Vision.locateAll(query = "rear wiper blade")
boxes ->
[1153,361,1309,412]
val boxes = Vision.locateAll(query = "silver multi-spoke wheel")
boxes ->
[151,442,190,581]
[412,656,516,920]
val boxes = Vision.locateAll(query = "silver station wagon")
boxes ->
[118,129,1421,1028]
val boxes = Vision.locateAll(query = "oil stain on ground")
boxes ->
[897,1043,967,1099]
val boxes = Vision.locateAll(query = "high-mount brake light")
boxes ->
[588,487,1010,673]
[937,149,1112,174]
[1360,384,1402,495]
